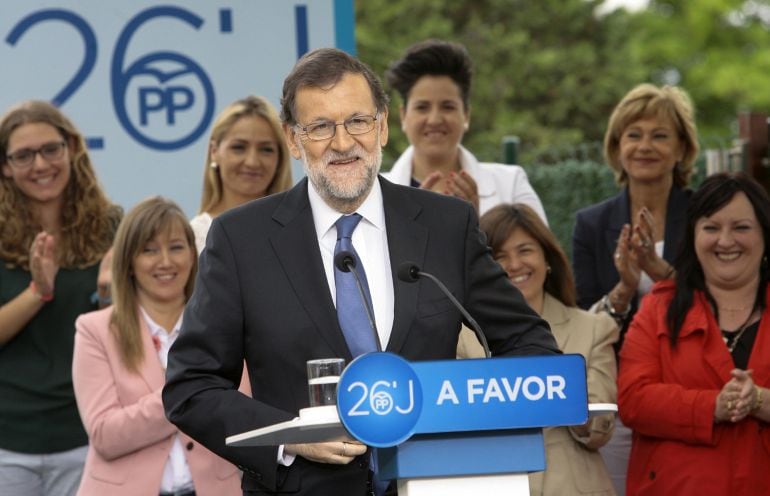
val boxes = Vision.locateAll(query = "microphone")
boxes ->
[397,262,491,358]
[334,251,381,352]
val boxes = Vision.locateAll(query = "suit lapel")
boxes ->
[603,188,630,258]
[380,178,428,354]
[269,180,352,360]
[542,294,570,352]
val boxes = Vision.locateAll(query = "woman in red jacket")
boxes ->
[618,172,770,495]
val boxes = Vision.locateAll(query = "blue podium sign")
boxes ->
[338,353,587,448]
[337,353,423,447]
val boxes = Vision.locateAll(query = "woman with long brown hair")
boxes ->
[0,100,121,495]
[72,197,242,496]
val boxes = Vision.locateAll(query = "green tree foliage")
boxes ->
[356,0,648,167]
[627,0,770,141]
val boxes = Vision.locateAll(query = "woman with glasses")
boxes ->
[192,96,292,253]
[0,100,121,495]
[383,39,547,220]
[72,197,242,496]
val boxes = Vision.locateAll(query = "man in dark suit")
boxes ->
[163,48,559,496]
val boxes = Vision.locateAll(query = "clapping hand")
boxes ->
[716,369,756,423]
[29,231,58,297]
[421,170,480,213]
[629,207,672,281]
[614,224,641,290]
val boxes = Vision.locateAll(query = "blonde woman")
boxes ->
[0,100,121,496]
[73,197,242,496]
[192,95,292,253]
[572,84,700,494]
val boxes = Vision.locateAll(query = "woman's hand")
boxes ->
[29,231,58,297]
[614,224,641,290]
[715,369,756,423]
[420,170,480,213]
[630,207,673,281]
[96,247,114,307]
[284,438,367,464]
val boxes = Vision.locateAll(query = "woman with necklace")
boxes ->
[571,84,699,494]
[618,172,770,495]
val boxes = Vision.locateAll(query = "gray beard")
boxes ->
[301,140,382,213]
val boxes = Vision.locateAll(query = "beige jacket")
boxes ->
[458,293,618,495]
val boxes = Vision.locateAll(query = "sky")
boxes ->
[597,0,650,15]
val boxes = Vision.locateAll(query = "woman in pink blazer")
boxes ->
[72,197,242,496]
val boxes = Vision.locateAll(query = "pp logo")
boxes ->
[337,353,423,448]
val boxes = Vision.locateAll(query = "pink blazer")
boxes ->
[72,307,243,496]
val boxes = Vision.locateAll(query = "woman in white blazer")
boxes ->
[458,203,618,495]
[72,197,243,496]
[383,39,546,222]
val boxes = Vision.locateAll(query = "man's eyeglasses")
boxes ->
[5,141,67,169]
[295,114,379,141]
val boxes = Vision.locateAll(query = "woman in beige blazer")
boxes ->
[72,197,242,496]
[458,203,618,496]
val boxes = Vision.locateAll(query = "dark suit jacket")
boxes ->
[163,177,559,495]
[571,186,691,349]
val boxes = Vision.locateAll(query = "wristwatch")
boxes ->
[602,293,630,320]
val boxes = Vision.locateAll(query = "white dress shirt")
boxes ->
[307,179,395,350]
[140,307,195,494]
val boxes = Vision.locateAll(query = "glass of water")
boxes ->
[306,358,345,407]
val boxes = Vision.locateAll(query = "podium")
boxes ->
[227,352,615,495]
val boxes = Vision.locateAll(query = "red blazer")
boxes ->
[618,281,770,495]
[73,307,243,496]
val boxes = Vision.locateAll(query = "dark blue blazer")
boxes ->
[571,186,691,333]
[164,176,558,496]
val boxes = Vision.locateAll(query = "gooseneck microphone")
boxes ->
[334,250,382,352]
[397,262,491,358]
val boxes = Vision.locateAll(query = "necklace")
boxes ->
[721,305,758,353]
[718,305,753,313]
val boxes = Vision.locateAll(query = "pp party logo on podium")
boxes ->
[337,352,589,448]
[337,353,423,447]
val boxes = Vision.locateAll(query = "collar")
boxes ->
[308,177,386,238]
[139,306,183,336]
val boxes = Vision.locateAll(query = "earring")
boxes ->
[546,265,552,274]
[210,161,218,170]
[463,122,469,131]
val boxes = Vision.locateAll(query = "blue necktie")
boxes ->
[333,214,387,496]
[334,214,378,357]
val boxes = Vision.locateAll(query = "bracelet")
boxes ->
[663,265,676,279]
[752,386,763,412]
[29,281,54,302]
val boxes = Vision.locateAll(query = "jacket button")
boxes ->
[649,471,656,480]
[186,442,194,451]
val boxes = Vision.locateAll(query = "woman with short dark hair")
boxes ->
[384,39,546,220]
